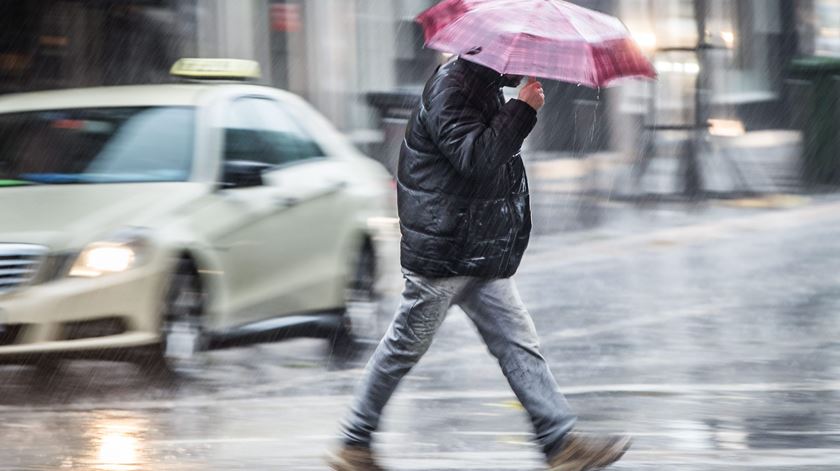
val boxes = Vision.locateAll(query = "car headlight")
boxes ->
[69,229,150,278]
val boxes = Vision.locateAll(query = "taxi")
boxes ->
[0,59,398,375]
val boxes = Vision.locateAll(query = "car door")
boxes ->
[193,95,348,327]
[245,97,355,317]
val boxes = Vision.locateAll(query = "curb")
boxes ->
[522,197,840,273]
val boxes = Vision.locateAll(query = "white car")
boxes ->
[0,59,397,374]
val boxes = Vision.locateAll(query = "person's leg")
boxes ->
[340,271,470,448]
[457,277,577,456]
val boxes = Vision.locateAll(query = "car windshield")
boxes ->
[0,107,195,186]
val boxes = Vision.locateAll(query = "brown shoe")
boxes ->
[547,433,631,471]
[326,445,386,471]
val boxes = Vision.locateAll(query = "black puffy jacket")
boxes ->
[397,58,538,278]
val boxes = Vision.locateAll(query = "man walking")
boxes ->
[329,57,630,471]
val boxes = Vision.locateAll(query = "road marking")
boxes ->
[5,379,840,414]
[483,400,525,411]
[720,194,810,209]
[138,430,840,448]
[356,448,840,469]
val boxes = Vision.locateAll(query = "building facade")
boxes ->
[0,0,835,162]
[0,0,197,93]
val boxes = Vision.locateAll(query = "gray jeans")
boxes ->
[341,270,577,456]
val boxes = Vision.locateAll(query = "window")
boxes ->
[0,107,195,185]
[815,0,840,57]
[703,0,779,100]
[223,97,324,167]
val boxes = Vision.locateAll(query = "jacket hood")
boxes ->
[457,58,505,87]
[457,58,522,88]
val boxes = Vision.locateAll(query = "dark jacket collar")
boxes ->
[456,58,504,88]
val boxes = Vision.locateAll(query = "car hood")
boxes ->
[0,182,209,250]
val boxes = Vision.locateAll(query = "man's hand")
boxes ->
[518,77,545,111]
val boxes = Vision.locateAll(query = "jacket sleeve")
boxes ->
[425,87,538,179]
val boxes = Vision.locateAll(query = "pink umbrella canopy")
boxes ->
[416,0,656,88]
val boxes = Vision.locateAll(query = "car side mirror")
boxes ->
[219,160,272,190]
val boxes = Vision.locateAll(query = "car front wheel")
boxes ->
[140,258,208,378]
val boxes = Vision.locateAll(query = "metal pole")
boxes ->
[683,0,708,198]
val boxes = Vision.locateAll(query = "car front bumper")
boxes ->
[0,261,166,359]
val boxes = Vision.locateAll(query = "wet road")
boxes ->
[2,199,840,470]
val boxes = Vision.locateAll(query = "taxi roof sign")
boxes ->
[170,58,261,80]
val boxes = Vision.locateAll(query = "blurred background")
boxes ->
[2,1,839,200]
[1,1,840,470]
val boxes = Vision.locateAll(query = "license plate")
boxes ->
[165,324,197,360]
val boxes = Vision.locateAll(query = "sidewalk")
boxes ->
[527,129,803,199]
[525,129,811,236]
[525,193,840,268]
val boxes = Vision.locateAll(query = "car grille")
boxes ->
[0,244,47,294]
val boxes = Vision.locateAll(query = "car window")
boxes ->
[0,107,195,186]
[223,97,324,167]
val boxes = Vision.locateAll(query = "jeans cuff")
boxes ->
[543,419,577,458]
[342,429,373,449]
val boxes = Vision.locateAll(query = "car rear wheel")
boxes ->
[334,243,383,350]
[140,258,208,378]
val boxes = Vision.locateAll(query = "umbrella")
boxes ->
[416,0,656,88]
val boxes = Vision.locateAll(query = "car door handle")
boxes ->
[273,195,300,208]
[319,180,348,197]
[271,181,346,209]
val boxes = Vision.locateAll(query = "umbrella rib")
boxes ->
[586,42,599,87]
[546,0,599,86]
[500,30,523,76]
[548,0,621,35]
[500,3,538,75]
[426,12,474,54]
[546,0,591,41]
[425,0,524,54]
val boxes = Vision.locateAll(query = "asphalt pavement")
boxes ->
[1,197,839,470]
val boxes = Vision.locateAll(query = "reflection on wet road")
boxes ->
[2,202,840,470]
